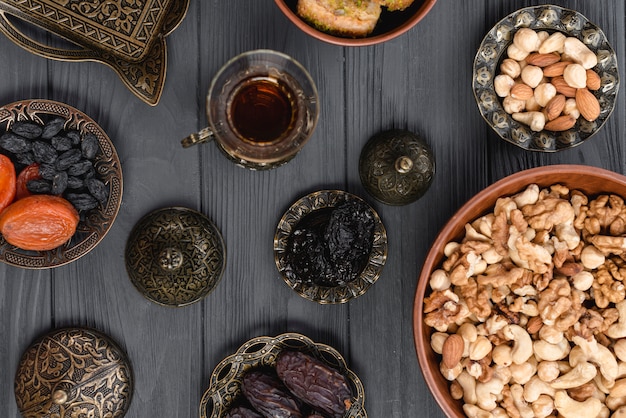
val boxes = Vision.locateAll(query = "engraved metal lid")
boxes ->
[124,207,226,307]
[14,327,133,418]
[358,129,435,205]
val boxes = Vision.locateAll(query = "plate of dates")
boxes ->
[0,99,122,268]
[274,190,387,304]
[199,333,367,418]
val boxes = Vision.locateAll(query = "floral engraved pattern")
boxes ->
[72,0,143,35]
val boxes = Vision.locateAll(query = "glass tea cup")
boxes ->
[181,49,319,170]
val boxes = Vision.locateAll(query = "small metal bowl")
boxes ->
[274,190,387,304]
[0,99,122,268]
[199,333,367,418]
[274,0,436,46]
[473,5,619,152]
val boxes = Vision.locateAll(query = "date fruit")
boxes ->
[0,154,16,212]
[0,195,79,251]
[276,351,352,418]
[225,406,263,418]
[241,371,302,418]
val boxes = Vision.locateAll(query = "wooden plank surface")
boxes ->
[0,0,625,417]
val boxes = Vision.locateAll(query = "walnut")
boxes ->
[592,261,626,308]
[424,290,470,332]
[459,278,492,320]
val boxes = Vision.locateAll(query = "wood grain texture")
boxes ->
[0,0,625,417]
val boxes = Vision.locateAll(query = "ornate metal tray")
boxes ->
[0,0,190,105]
[199,333,367,418]
[0,99,123,269]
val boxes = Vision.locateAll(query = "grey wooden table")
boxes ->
[1,1,625,417]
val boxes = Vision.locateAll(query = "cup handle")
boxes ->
[181,127,215,148]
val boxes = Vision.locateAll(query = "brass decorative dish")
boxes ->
[124,207,226,307]
[199,333,367,418]
[473,5,619,151]
[274,190,387,304]
[14,327,133,418]
[0,0,190,105]
[0,99,123,269]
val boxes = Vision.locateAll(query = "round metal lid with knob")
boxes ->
[124,207,226,307]
[359,129,435,206]
[14,327,133,418]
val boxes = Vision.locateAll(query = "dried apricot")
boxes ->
[0,195,79,251]
[15,163,41,200]
[0,154,16,212]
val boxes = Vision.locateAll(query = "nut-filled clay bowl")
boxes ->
[413,165,626,417]
[473,5,619,152]
[274,0,437,46]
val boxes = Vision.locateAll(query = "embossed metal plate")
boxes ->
[125,207,226,307]
[0,0,190,105]
[14,327,133,418]
[274,190,387,304]
[0,99,123,269]
[473,5,619,152]
[199,333,367,418]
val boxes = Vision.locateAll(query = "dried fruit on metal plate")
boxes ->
[224,406,263,418]
[66,192,99,211]
[276,351,352,418]
[86,177,108,205]
[81,132,99,160]
[11,121,42,139]
[0,132,32,154]
[241,370,303,418]
[15,163,41,200]
[32,140,58,164]
[0,154,16,212]
[0,194,79,251]
[41,117,66,139]
[55,148,82,171]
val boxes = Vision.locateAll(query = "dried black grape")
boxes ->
[66,130,81,146]
[242,371,302,418]
[225,406,263,418]
[39,163,58,180]
[67,176,84,190]
[11,121,42,139]
[0,132,32,153]
[66,193,99,211]
[86,177,108,205]
[55,148,82,171]
[32,140,58,164]
[51,135,73,151]
[41,117,66,139]
[51,171,68,195]
[15,152,35,166]
[81,133,99,160]
[66,159,93,176]
[27,179,52,194]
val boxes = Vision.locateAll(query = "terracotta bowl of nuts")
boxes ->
[473,5,619,152]
[274,0,437,46]
[413,165,626,418]
[0,99,122,268]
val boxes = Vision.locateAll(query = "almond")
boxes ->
[526,316,544,334]
[544,94,566,121]
[544,115,577,131]
[542,61,573,77]
[442,334,464,369]
[576,88,601,121]
[510,83,534,101]
[551,76,577,98]
[526,52,561,67]
[586,69,602,90]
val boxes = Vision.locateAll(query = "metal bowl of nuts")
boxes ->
[0,99,122,268]
[413,165,626,417]
[473,5,619,152]
[199,332,366,418]
[274,190,388,304]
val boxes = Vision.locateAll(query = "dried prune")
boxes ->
[11,121,42,139]
[66,159,93,176]
[275,351,352,418]
[225,406,263,418]
[41,117,65,139]
[51,171,68,195]
[66,193,98,211]
[86,177,108,205]
[81,133,99,159]
[51,135,73,151]
[55,149,82,171]
[0,132,32,154]
[241,371,302,418]
[27,179,52,194]
[32,141,58,164]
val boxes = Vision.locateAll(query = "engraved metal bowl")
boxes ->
[274,0,436,46]
[199,333,366,418]
[413,165,626,417]
[473,5,619,152]
[0,99,122,269]
[125,207,226,307]
[274,190,388,304]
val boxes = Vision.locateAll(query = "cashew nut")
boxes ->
[523,375,556,402]
[504,324,534,364]
[533,337,570,361]
[456,370,478,405]
[462,404,494,418]
[476,378,505,410]
[512,111,546,132]
[607,300,626,339]
[572,335,618,385]
[550,361,597,389]
[613,405,626,418]
[563,37,598,69]
[554,390,603,418]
